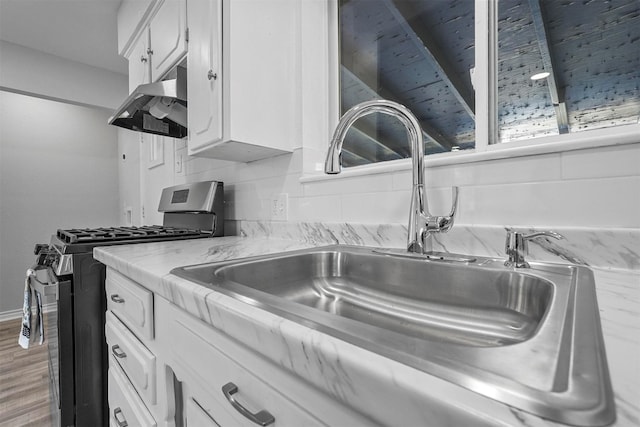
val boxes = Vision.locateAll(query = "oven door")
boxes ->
[40,279,73,427]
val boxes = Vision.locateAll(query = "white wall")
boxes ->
[140,136,177,225]
[117,129,142,226]
[0,40,128,110]
[0,91,120,315]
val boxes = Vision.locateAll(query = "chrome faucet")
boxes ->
[325,99,458,254]
[505,230,564,268]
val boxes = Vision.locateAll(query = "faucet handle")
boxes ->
[426,186,458,232]
[505,230,564,268]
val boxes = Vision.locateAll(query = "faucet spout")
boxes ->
[325,99,458,254]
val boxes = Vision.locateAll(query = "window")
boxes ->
[497,0,640,142]
[338,0,475,167]
[337,0,640,169]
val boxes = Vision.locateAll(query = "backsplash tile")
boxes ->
[340,190,411,224]
[233,220,640,271]
[289,194,344,223]
[304,171,395,197]
[460,176,640,227]
[561,143,640,180]
[439,153,563,187]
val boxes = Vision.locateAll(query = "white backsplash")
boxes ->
[233,220,639,271]
[128,135,639,270]
[173,140,639,227]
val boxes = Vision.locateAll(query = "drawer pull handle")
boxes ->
[110,294,125,304]
[111,345,127,359]
[222,382,274,426]
[113,407,128,427]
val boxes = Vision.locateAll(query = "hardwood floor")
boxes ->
[0,318,52,427]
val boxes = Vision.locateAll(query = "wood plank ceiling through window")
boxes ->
[340,0,640,163]
[339,0,476,166]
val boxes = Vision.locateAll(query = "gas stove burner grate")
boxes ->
[56,225,209,244]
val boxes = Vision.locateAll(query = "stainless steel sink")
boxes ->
[172,245,615,426]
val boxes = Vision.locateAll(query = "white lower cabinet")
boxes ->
[106,311,157,405]
[105,267,375,427]
[106,269,154,341]
[156,297,324,426]
[155,296,375,427]
[109,359,157,427]
[105,268,173,427]
[186,397,222,427]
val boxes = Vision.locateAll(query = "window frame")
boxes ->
[300,0,639,182]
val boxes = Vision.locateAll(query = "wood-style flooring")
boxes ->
[0,318,52,426]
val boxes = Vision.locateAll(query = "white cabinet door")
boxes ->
[186,0,298,162]
[109,360,157,427]
[127,29,151,92]
[117,0,158,55]
[106,269,154,341]
[149,0,188,81]
[187,0,222,151]
[185,397,222,427]
[155,297,375,427]
[106,312,157,405]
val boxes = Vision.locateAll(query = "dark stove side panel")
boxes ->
[72,253,107,427]
[57,280,75,427]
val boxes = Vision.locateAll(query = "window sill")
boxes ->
[300,124,639,183]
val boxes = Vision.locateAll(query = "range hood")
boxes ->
[109,66,188,138]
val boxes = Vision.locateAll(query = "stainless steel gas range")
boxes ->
[31,181,224,427]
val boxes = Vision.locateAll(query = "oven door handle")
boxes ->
[31,269,58,297]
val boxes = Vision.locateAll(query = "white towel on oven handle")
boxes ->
[18,270,33,349]
[18,267,46,349]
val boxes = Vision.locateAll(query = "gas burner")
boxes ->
[56,226,209,244]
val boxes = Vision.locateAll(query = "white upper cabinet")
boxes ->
[117,0,158,56]
[187,0,298,162]
[187,0,222,149]
[118,0,298,162]
[118,0,187,87]
[149,0,188,82]
[126,30,151,92]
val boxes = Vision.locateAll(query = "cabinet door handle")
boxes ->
[111,345,127,359]
[110,294,125,303]
[222,382,274,426]
[207,70,217,80]
[113,407,128,427]
[140,55,148,63]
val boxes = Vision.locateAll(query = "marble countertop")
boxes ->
[94,236,639,426]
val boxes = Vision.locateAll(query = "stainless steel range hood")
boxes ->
[109,66,188,138]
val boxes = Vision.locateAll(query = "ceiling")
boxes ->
[0,0,127,75]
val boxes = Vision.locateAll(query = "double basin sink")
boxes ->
[171,245,615,426]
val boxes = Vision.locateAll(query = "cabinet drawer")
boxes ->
[175,328,323,426]
[157,298,325,427]
[186,397,222,427]
[109,358,157,427]
[106,268,154,340]
[106,311,157,405]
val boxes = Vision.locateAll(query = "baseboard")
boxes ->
[0,303,57,322]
